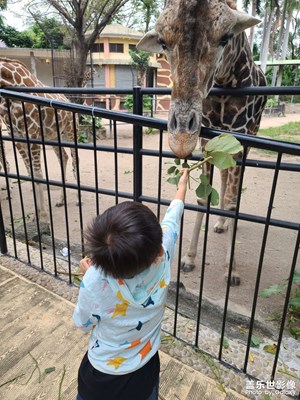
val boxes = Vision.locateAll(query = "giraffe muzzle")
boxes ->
[168,108,200,159]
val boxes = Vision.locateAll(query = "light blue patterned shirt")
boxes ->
[73,199,184,375]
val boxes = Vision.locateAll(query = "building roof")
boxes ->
[98,24,144,40]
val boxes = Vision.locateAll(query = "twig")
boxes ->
[0,374,25,388]
[188,156,213,172]
[58,365,66,400]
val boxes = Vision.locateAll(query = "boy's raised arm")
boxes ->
[174,168,189,202]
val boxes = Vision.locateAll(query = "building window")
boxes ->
[109,43,124,53]
[129,44,137,52]
[91,43,104,52]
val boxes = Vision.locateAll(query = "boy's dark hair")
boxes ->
[84,201,163,279]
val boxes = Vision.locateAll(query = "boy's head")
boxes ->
[85,201,163,279]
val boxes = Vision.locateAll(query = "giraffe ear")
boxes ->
[231,10,261,34]
[137,30,162,53]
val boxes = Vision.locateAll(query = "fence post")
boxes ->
[133,86,143,202]
[0,200,7,254]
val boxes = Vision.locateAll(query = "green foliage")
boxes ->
[0,16,66,49]
[80,115,103,129]
[258,122,300,145]
[167,134,243,206]
[124,95,152,112]
[30,18,67,49]
[259,269,300,338]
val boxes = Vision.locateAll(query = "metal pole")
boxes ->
[0,201,7,254]
[133,86,143,202]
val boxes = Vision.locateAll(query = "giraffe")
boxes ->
[0,57,79,221]
[138,0,267,285]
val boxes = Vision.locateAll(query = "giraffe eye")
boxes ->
[158,38,167,50]
[219,33,233,46]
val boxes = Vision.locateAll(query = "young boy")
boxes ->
[73,169,189,400]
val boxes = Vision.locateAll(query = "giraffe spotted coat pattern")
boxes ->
[138,0,267,285]
[0,57,79,220]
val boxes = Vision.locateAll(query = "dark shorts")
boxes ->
[76,379,159,400]
[77,351,160,400]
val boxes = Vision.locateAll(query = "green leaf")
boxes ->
[209,152,237,169]
[293,269,300,283]
[72,276,82,286]
[44,367,56,374]
[174,158,181,165]
[263,344,277,354]
[289,327,300,340]
[181,162,190,168]
[196,182,212,199]
[222,337,229,349]
[205,133,243,155]
[167,176,180,186]
[210,188,219,206]
[259,284,286,298]
[200,174,210,185]
[289,297,300,307]
[167,166,178,175]
[264,395,272,400]
[250,335,261,348]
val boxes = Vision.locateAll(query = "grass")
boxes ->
[258,121,300,144]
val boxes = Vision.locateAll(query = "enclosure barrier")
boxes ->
[0,86,300,396]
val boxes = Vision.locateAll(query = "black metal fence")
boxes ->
[0,86,300,394]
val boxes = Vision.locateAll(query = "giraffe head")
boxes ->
[137,0,260,159]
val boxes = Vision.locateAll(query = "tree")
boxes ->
[242,0,262,51]
[0,19,34,47]
[129,48,150,86]
[260,0,280,73]
[113,0,163,31]
[27,0,130,87]
[30,18,67,49]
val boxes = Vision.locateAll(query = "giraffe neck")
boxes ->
[214,33,255,88]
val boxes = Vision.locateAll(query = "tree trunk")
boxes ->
[260,8,276,73]
[271,0,288,86]
[248,0,257,51]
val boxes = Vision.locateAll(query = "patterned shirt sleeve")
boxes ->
[161,199,184,264]
[73,267,101,332]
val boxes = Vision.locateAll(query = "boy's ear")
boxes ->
[158,246,164,256]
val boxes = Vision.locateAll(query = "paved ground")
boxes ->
[0,263,248,400]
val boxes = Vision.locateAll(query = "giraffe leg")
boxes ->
[223,166,241,286]
[181,201,205,272]
[16,142,48,222]
[70,147,82,206]
[214,169,228,233]
[52,146,68,207]
[181,160,210,272]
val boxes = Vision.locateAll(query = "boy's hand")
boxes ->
[178,168,189,187]
[175,168,189,201]
[79,258,93,276]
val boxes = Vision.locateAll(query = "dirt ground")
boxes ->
[1,111,300,327]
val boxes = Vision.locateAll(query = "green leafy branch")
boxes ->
[259,269,300,339]
[167,133,243,205]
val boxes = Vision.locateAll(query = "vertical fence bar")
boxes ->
[0,201,7,254]
[219,148,248,360]
[133,86,143,202]
[6,99,30,263]
[243,152,282,374]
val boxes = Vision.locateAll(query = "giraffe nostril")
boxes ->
[169,112,177,131]
[188,112,198,132]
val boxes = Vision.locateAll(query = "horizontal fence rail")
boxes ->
[0,86,299,397]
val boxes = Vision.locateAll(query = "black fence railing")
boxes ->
[0,86,299,397]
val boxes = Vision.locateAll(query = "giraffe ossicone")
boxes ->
[138,0,267,285]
